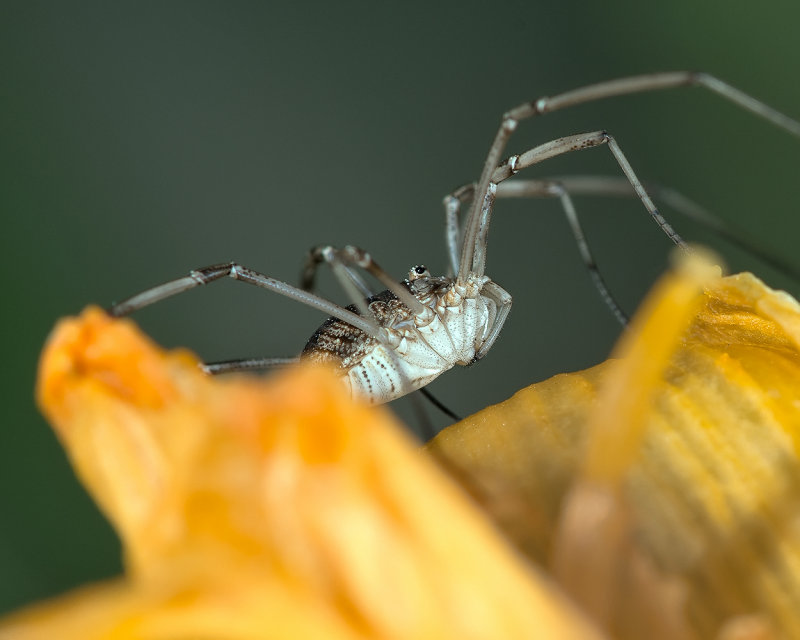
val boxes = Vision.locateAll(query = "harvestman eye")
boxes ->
[109,71,800,412]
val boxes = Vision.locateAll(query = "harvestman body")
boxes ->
[110,72,800,405]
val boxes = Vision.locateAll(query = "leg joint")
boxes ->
[189,262,238,285]
[342,245,372,268]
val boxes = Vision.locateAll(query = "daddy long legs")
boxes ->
[109,71,800,416]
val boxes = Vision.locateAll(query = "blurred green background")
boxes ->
[3,0,800,616]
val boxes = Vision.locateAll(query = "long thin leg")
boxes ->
[449,170,800,324]
[204,248,459,423]
[109,258,409,399]
[499,175,800,283]
[444,188,468,276]
[471,280,513,363]
[552,183,630,325]
[301,245,373,299]
[304,245,426,315]
[302,246,466,423]
[468,130,687,279]
[452,170,714,324]
[447,178,631,324]
[203,349,458,424]
[297,246,441,409]
[201,357,299,375]
[108,262,378,337]
[110,254,463,421]
[497,175,731,232]
[418,387,461,422]
[458,71,800,283]
[449,174,742,250]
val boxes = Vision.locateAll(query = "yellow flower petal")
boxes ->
[428,267,800,638]
[2,308,600,639]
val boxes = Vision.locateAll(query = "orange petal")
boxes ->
[429,267,800,638]
[2,307,602,639]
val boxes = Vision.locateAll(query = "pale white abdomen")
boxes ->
[301,272,502,404]
[344,292,495,403]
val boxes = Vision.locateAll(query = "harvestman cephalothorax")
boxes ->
[109,71,800,408]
